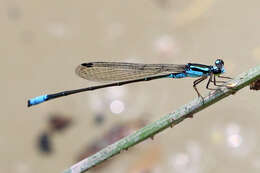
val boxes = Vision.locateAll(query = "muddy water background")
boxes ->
[1,0,260,172]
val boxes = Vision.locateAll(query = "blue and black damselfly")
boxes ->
[28,59,231,107]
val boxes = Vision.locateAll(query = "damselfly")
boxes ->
[28,59,231,107]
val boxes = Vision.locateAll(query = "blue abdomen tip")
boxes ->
[28,95,48,107]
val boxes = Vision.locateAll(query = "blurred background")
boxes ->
[1,0,260,172]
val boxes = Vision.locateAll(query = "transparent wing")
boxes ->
[75,62,186,82]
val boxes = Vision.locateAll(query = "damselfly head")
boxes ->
[215,59,224,69]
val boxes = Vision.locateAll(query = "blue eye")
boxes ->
[215,59,224,66]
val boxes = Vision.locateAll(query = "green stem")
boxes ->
[63,65,260,173]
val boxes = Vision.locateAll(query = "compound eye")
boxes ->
[220,59,224,65]
[215,59,224,66]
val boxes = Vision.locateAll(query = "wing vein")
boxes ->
[75,62,186,82]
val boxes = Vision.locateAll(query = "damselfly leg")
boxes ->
[213,75,233,86]
[206,74,217,90]
[206,73,234,96]
[193,76,208,101]
[192,72,233,100]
